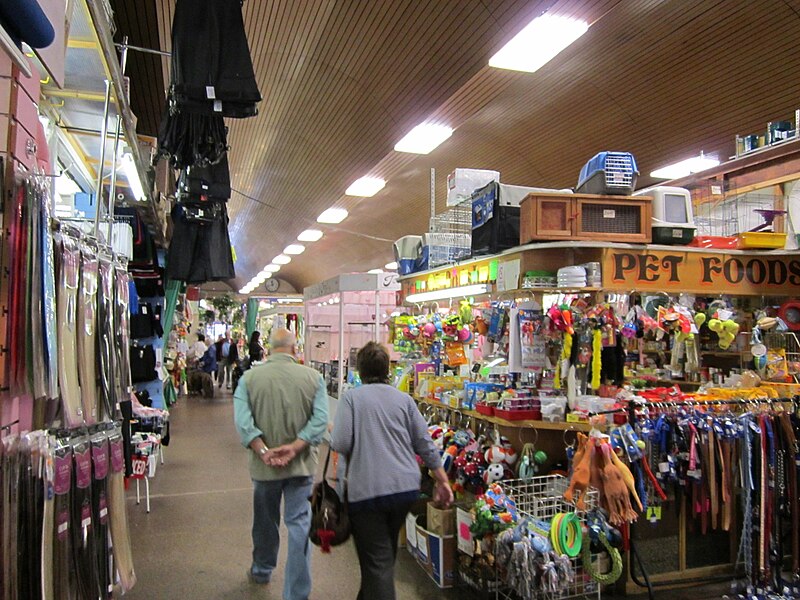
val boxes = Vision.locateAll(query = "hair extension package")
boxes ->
[108,430,136,591]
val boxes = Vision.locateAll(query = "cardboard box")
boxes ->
[410,513,457,588]
[427,503,455,537]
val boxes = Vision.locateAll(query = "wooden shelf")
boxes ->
[414,398,593,431]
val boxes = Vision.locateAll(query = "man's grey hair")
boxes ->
[269,328,295,350]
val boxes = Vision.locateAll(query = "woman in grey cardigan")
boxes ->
[330,341,453,600]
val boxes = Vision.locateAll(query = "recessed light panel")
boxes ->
[317,208,348,224]
[284,244,305,255]
[297,229,323,242]
[394,123,453,154]
[384,261,398,270]
[345,176,386,197]
[650,153,720,179]
[272,255,291,265]
[489,14,588,73]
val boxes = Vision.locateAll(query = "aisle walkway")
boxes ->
[123,390,461,600]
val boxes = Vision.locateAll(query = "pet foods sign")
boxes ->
[602,249,800,295]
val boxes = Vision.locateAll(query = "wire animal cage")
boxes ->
[693,190,786,246]
[495,476,601,600]
[426,199,472,267]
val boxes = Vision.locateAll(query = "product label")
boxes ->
[213,100,222,112]
[56,510,69,541]
[92,440,109,481]
[54,454,72,496]
[110,438,124,473]
[205,85,215,99]
[603,210,616,219]
[74,448,92,489]
[98,492,108,525]
[81,502,92,531]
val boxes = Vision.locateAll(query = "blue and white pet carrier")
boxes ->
[576,152,638,195]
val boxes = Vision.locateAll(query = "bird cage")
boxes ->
[425,199,472,268]
[691,183,787,249]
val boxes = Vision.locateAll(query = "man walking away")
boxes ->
[226,333,240,390]
[219,333,233,388]
[233,328,328,600]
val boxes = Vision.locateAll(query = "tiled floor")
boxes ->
[122,389,725,599]
[123,389,461,600]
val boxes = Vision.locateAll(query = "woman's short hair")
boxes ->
[357,341,390,384]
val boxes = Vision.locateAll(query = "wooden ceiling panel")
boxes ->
[110,0,800,291]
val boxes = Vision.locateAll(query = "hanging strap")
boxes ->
[779,412,799,574]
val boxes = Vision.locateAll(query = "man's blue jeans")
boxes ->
[251,476,314,600]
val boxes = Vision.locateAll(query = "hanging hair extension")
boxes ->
[2,435,21,600]
[51,440,76,600]
[70,436,102,599]
[41,433,55,600]
[91,432,112,598]
[107,430,136,591]
[18,433,45,599]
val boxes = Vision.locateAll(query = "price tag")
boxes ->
[672,229,683,238]
[213,100,222,112]
[686,468,702,479]
[646,506,662,523]
[658,462,670,473]
[603,210,616,219]
[205,86,216,99]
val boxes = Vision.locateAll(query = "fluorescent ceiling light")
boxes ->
[650,153,720,179]
[254,274,267,283]
[239,288,249,294]
[297,229,323,242]
[405,284,490,303]
[259,269,273,277]
[317,208,348,224]
[272,255,291,265]
[394,123,453,154]
[345,176,386,197]
[265,264,280,273]
[489,14,588,73]
[120,153,146,201]
[384,262,398,270]
[283,244,305,255]
[367,268,383,274]
[277,297,303,304]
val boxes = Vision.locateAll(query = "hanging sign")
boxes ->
[602,249,800,295]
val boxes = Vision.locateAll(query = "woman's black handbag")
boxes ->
[309,446,350,552]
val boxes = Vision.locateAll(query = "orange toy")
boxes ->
[598,442,638,525]
[608,446,643,512]
[563,433,592,509]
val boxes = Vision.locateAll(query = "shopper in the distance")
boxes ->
[189,333,206,365]
[330,341,453,600]
[248,330,264,362]
[218,333,233,388]
[224,332,240,389]
[199,337,217,376]
[233,328,328,599]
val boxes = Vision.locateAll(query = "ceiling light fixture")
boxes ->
[394,123,453,154]
[259,269,273,278]
[297,229,323,242]
[488,14,588,73]
[265,264,280,273]
[345,176,386,197]
[120,153,146,200]
[283,244,305,255]
[276,297,303,304]
[239,288,249,294]
[405,284,490,303]
[367,268,383,274]
[272,255,291,265]
[650,152,720,180]
[384,261,398,270]
[317,207,348,224]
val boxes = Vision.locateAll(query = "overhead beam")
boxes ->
[67,39,98,50]
[43,87,113,102]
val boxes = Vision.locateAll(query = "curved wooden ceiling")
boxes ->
[111,0,800,291]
